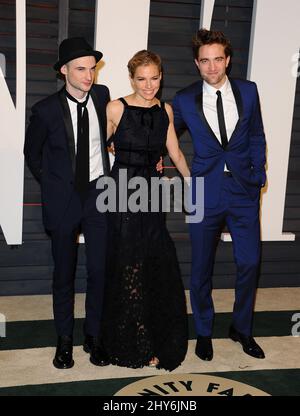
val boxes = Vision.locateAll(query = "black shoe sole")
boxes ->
[90,356,110,366]
[53,358,74,369]
[229,334,265,359]
[83,344,110,366]
[195,348,213,361]
[243,351,265,359]
[195,352,213,361]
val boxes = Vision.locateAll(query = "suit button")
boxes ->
[70,181,73,185]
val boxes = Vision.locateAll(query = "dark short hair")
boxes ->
[192,28,232,59]
[127,50,162,78]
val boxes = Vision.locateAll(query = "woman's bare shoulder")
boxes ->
[107,99,124,117]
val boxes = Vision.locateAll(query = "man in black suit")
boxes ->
[24,37,111,369]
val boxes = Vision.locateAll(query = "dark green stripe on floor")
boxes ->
[0,311,298,351]
[0,369,299,396]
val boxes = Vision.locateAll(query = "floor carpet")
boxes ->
[0,288,299,396]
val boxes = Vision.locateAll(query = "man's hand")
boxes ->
[156,156,163,173]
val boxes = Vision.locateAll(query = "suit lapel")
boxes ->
[90,88,110,176]
[195,81,223,149]
[195,78,244,148]
[58,88,76,174]
[228,78,243,140]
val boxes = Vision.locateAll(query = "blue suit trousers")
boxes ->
[190,173,261,337]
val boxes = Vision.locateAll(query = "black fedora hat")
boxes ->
[53,37,103,71]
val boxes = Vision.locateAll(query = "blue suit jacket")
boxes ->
[173,78,266,208]
[24,84,110,230]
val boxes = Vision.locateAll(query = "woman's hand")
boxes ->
[107,141,115,155]
[156,156,163,173]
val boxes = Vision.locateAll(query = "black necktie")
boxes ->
[65,89,90,195]
[216,90,228,149]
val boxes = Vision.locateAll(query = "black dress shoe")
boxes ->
[53,335,74,369]
[229,326,265,359]
[195,336,213,361]
[83,335,110,366]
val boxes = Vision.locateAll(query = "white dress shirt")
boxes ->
[203,76,239,171]
[67,94,104,181]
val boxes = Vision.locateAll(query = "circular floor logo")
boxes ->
[114,374,270,396]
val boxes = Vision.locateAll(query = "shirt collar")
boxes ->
[77,93,89,103]
[66,92,89,104]
[203,76,231,96]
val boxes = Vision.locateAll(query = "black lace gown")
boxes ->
[101,98,188,371]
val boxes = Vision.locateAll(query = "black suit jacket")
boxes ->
[24,84,110,230]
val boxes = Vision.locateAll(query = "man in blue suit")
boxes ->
[173,29,266,361]
[24,38,110,369]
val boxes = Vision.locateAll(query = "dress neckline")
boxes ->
[119,97,161,110]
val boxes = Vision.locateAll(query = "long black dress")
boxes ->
[102,98,188,371]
